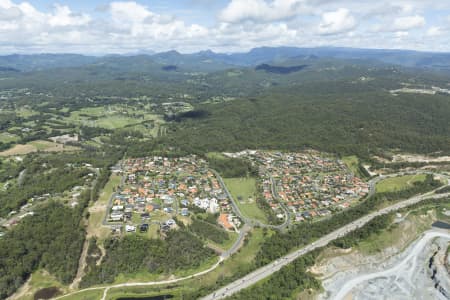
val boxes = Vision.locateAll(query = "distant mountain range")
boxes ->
[1,47,450,73]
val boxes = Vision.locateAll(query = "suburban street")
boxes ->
[55,171,450,300]
[213,169,290,230]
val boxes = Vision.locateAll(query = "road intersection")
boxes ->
[55,171,450,300]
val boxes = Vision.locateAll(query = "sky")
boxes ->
[0,0,449,55]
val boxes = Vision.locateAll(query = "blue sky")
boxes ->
[0,0,449,54]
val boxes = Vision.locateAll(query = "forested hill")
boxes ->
[162,80,450,157]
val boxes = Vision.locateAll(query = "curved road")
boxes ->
[201,177,450,300]
[333,230,450,300]
[54,171,449,300]
[211,169,290,230]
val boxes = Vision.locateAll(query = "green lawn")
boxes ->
[14,269,67,300]
[376,174,427,193]
[106,287,183,300]
[61,289,104,300]
[342,155,366,178]
[112,255,220,285]
[206,152,227,160]
[224,177,268,223]
[357,207,439,254]
[66,106,164,131]
[29,140,57,151]
[0,132,19,143]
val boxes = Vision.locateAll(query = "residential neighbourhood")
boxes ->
[226,150,369,222]
[107,155,240,234]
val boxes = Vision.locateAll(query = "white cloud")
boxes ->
[426,26,443,37]
[392,15,425,31]
[395,31,409,37]
[318,8,356,35]
[0,0,447,54]
[219,0,306,23]
[48,4,91,27]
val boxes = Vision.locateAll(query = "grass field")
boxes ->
[87,174,121,242]
[0,140,79,156]
[0,132,19,143]
[106,287,182,300]
[61,289,104,300]
[206,152,227,160]
[357,207,438,254]
[342,155,365,178]
[376,174,427,193]
[66,106,164,134]
[112,255,220,285]
[9,269,66,300]
[224,177,268,223]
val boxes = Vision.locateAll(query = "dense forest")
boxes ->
[188,218,230,244]
[162,87,450,156]
[0,198,88,298]
[80,230,215,287]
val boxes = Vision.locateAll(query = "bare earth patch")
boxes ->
[392,154,450,163]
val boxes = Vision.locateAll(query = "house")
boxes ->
[218,213,233,230]
[141,212,150,219]
[126,225,136,232]
[139,224,149,232]
[110,212,123,221]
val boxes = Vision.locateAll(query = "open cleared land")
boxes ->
[8,269,66,300]
[315,204,450,299]
[342,155,365,178]
[59,289,103,300]
[0,140,79,156]
[87,174,121,242]
[66,106,164,133]
[224,177,268,223]
[376,174,427,193]
[0,132,19,143]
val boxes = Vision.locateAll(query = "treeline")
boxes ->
[0,146,121,297]
[207,156,257,178]
[161,86,450,156]
[0,148,123,216]
[226,250,321,300]
[0,165,90,216]
[332,214,394,249]
[373,174,442,202]
[80,230,215,287]
[0,159,24,182]
[225,197,450,300]
[188,218,229,244]
[0,196,89,299]
[436,186,450,194]
[254,174,441,266]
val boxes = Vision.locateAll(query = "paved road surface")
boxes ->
[201,189,450,300]
[54,171,449,300]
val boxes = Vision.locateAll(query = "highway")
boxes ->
[54,171,449,300]
[201,185,450,300]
